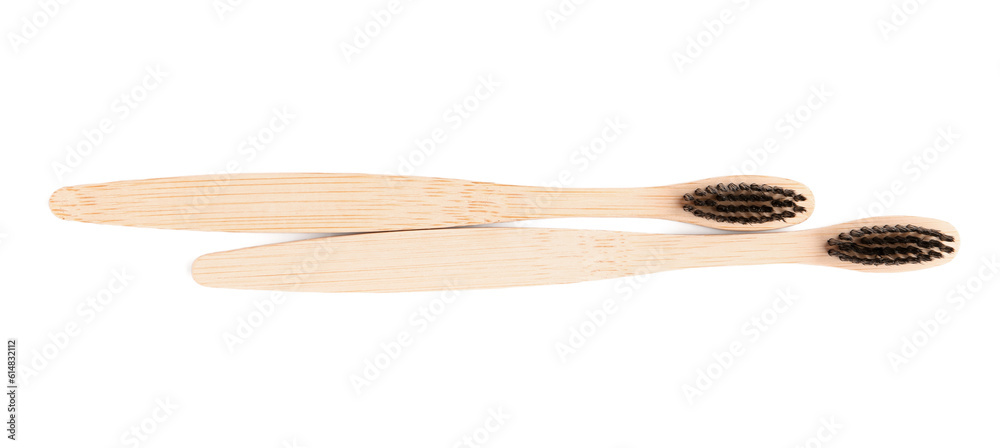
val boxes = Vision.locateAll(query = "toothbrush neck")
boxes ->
[504,186,670,220]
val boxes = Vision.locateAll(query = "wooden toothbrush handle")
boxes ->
[50,173,663,233]
[191,227,818,293]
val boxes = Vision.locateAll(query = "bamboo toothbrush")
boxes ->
[191,216,959,293]
[48,174,814,233]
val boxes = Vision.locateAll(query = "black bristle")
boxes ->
[827,224,956,267]
[681,183,810,225]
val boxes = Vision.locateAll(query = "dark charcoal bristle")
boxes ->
[681,182,809,225]
[827,224,956,267]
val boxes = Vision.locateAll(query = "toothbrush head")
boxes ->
[682,181,811,228]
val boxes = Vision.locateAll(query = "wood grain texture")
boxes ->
[49,173,814,233]
[191,216,958,293]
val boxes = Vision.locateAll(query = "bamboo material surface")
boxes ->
[49,173,814,233]
[191,216,958,293]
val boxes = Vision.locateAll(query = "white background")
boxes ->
[2,0,999,446]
